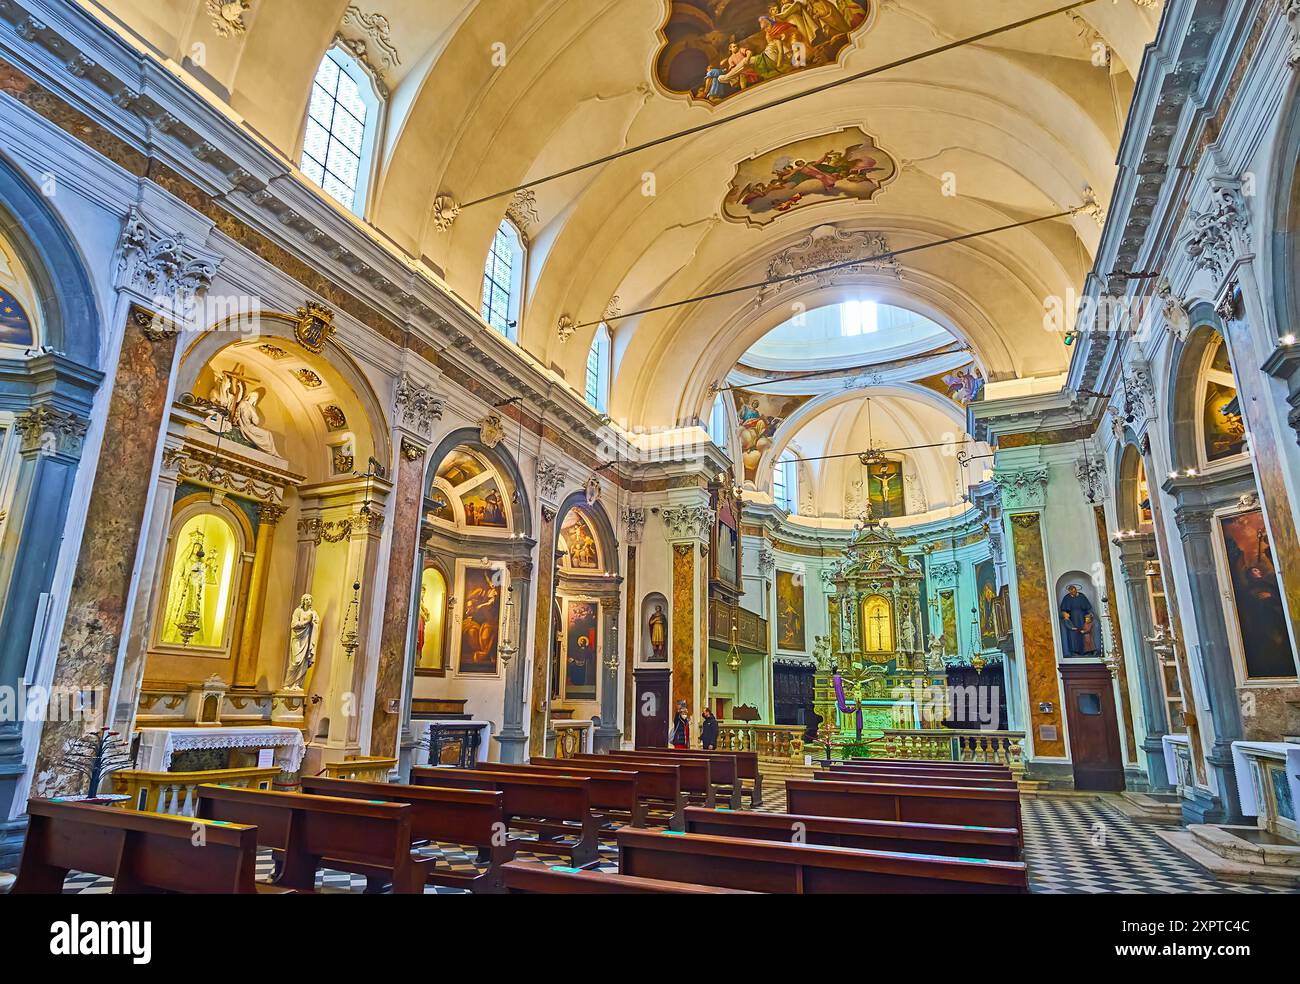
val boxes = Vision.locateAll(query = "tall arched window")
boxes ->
[302,46,382,215]
[707,392,732,456]
[774,451,798,512]
[482,220,525,340]
[585,323,611,412]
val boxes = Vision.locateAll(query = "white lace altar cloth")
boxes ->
[136,726,306,773]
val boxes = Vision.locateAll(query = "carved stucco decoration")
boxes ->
[557,315,577,344]
[929,561,960,587]
[660,504,713,542]
[206,0,250,38]
[623,507,646,544]
[393,373,443,437]
[1156,278,1191,341]
[15,406,89,458]
[115,207,221,307]
[754,225,900,307]
[992,467,1049,511]
[1184,181,1251,284]
[536,459,567,503]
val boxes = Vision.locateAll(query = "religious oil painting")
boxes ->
[560,510,600,570]
[976,559,1008,649]
[458,566,502,674]
[429,485,455,523]
[867,460,905,518]
[416,566,447,674]
[0,286,34,347]
[565,600,600,701]
[775,570,806,651]
[461,478,508,528]
[723,126,897,227]
[654,1,875,107]
[734,387,811,482]
[939,589,957,657]
[1202,337,1246,461]
[438,449,488,487]
[1220,510,1295,679]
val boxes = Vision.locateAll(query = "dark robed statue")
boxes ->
[1059,584,1096,657]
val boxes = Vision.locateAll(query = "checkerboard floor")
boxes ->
[56,792,1297,894]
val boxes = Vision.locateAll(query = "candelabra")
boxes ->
[499,584,518,664]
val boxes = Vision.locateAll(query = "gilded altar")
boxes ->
[819,508,947,744]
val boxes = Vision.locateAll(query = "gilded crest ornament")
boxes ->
[293,301,336,354]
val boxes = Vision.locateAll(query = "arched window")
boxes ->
[773,451,798,512]
[707,392,732,456]
[585,323,611,412]
[482,220,525,340]
[301,45,382,216]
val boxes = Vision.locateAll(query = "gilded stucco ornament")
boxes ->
[293,301,336,354]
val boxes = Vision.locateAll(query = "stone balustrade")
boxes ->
[877,729,1026,774]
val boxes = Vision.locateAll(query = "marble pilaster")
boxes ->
[1115,536,1172,788]
[528,505,558,757]
[495,558,533,764]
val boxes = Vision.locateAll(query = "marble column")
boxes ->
[370,437,427,757]
[528,505,558,757]
[622,543,638,746]
[33,308,182,798]
[1007,513,1067,759]
[671,543,696,715]
[1174,506,1245,823]
[594,596,622,752]
[233,502,287,690]
[1093,507,1138,769]
[1116,538,1171,788]
[495,559,533,764]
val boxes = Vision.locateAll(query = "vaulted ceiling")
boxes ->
[87,0,1162,432]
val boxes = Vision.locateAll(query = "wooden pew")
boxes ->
[301,776,515,893]
[530,756,687,830]
[827,762,1015,784]
[13,799,286,894]
[600,749,743,809]
[410,767,600,866]
[815,769,1020,790]
[473,761,648,828]
[787,779,1023,839]
[683,807,1022,863]
[656,748,764,807]
[617,828,1028,893]
[501,860,759,894]
[569,752,717,808]
[195,784,431,893]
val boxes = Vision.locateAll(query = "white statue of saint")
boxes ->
[283,594,320,691]
[899,600,916,652]
[233,390,279,456]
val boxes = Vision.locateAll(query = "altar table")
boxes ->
[135,726,306,774]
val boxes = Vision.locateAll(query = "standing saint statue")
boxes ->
[899,599,916,652]
[284,594,320,690]
[648,604,668,661]
[1059,584,1096,657]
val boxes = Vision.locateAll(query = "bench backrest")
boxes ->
[15,799,261,894]
[195,783,413,870]
[571,753,711,792]
[617,828,1027,893]
[300,776,506,848]
[529,756,682,802]
[410,767,590,821]
[651,747,760,780]
[682,807,1021,862]
[605,750,737,784]
[838,759,1012,775]
[787,778,1023,832]
[501,860,758,894]
[472,761,639,810]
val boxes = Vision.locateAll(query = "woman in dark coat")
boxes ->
[670,701,690,748]
[700,707,719,750]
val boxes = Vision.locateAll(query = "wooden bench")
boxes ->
[410,767,600,866]
[569,752,717,808]
[617,828,1028,893]
[473,761,648,828]
[827,763,1015,783]
[654,748,764,807]
[501,859,759,894]
[815,769,1020,790]
[787,779,1023,839]
[195,784,431,893]
[530,756,687,830]
[13,799,286,894]
[683,807,1022,863]
[603,749,743,809]
[301,776,515,893]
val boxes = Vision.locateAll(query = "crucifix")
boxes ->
[867,603,890,652]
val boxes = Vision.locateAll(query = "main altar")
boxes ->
[815,507,947,747]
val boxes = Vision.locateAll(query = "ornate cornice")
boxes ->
[115,206,221,307]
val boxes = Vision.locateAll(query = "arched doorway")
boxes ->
[0,158,103,867]
[408,435,533,764]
